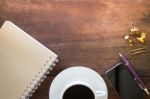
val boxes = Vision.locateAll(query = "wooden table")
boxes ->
[0,0,150,99]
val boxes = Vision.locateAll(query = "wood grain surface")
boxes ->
[0,0,150,99]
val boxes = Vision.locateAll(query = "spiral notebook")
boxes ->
[0,21,58,99]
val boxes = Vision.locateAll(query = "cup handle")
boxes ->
[95,91,106,98]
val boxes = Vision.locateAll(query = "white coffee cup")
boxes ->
[49,66,108,99]
[60,81,106,99]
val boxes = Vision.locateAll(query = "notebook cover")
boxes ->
[0,21,58,99]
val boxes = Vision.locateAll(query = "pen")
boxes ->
[119,53,149,95]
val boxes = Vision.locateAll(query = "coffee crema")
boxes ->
[63,85,95,99]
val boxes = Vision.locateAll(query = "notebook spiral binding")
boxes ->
[19,57,59,99]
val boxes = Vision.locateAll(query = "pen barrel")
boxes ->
[126,63,146,89]
[119,53,148,93]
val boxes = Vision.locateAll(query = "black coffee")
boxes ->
[63,85,95,99]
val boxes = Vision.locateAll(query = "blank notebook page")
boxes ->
[0,21,58,99]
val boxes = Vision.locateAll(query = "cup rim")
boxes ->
[60,81,96,99]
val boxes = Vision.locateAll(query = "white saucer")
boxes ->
[49,66,108,99]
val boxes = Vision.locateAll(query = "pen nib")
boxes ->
[144,88,150,95]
